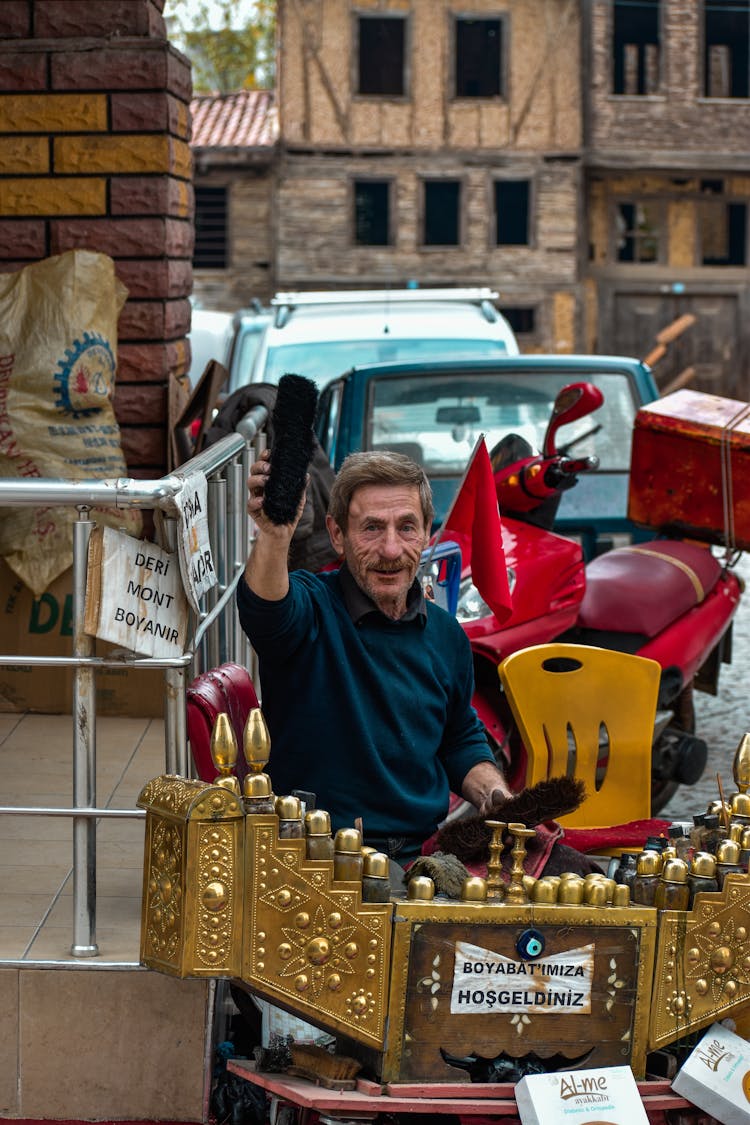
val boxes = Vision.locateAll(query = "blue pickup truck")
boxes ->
[312,355,659,558]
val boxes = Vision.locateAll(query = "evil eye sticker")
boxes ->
[53,331,115,419]
[516,928,545,960]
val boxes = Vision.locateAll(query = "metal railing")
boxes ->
[0,407,267,959]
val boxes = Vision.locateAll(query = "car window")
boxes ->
[365,371,640,474]
[263,338,510,387]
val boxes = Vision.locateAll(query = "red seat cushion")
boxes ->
[578,539,721,637]
[187,663,259,783]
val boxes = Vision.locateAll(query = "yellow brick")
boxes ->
[0,177,106,216]
[553,291,576,353]
[0,94,107,133]
[174,180,191,217]
[0,136,48,175]
[174,100,190,140]
[170,138,192,180]
[667,200,695,268]
[55,134,171,175]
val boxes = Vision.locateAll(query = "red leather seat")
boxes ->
[186,663,259,784]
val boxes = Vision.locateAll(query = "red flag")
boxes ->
[440,437,513,624]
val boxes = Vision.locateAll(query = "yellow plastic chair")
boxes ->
[497,643,661,829]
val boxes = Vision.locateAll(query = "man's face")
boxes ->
[326,484,429,618]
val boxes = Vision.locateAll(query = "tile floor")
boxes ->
[0,711,166,964]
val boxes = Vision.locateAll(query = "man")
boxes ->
[237,448,512,865]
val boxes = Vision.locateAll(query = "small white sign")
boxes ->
[516,1065,650,1125]
[84,527,188,658]
[451,939,594,1015]
[176,472,217,612]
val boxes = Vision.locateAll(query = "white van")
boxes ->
[247,288,520,389]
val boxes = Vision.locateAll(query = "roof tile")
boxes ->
[190,89,277,149]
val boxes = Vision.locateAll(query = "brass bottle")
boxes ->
[631,849,662,907]
[654,857,689,911]
[362,851,391,903]
[716,838,742,889]
[333,828,363,882]
[304,809,335,861]
[275,794,304,839]
[688,851,719,906]
[243,771,275,814]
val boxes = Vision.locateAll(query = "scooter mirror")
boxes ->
[543,381,604,457]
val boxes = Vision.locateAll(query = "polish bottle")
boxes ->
[275,795,304,839]
[361,851,391,902]
[631,850,662,907]
[654,858,689,911]
[243,771,275,814]
[687,851,719,906]
[715,839,742,889]
[304,809,335,861]
[333,828,364,882]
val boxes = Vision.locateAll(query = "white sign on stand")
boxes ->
[516,1065,650,1125]
[176,471,217,613]
[84,527,188,658]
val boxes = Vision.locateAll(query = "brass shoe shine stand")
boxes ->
[138,717,750,1084]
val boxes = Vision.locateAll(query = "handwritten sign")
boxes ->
[450,939,594,1015]
[176,471,217,613]
[84,527,188,657]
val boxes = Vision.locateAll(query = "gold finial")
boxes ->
[733,733,750,794]
[243,707,271,774]
[505,823,535,904]
[484,820,506,901]
[210,713,241,796]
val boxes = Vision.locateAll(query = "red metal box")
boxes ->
[628,388,750,551]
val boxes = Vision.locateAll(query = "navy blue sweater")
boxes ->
[236,568,493,855]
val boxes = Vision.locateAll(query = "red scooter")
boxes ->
[457,382,742,813]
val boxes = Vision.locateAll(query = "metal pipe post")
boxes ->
[71,510,98,957]
[160,515,188,776]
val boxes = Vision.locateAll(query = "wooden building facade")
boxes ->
[192,0,750,397]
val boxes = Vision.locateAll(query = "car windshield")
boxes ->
[365,371,639,474]
[263,338,510,386]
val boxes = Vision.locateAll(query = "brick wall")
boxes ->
[0,0,193,476]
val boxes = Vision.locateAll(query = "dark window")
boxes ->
[455,18,502,97]
[700,201,747,265]
[194,186,227,269]
[495,180,530,245]
[615,201,661,262]
[498,307,536,334]
[354,181,390,246]
[358,16,406,96]
[705,0,749,97]
[423,181,461,246]
[613,0,660,95]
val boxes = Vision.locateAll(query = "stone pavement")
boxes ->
[661,552,750,823]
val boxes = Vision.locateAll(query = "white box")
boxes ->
[672,1022,750,1125]
[515,1065,649,1125]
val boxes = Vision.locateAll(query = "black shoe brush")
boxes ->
[263,373,319,526]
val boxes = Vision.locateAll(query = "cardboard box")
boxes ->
[0,560,164,717]
[672,1022,750,1125]
[628,389,750,550]
[515,1064,650,1125]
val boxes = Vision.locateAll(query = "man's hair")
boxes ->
[328,451,434,532]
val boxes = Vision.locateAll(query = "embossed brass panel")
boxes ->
[241,814,393,1049]
[138,775,244,978]
[649,873,750,1049]
[382,900,657,1082]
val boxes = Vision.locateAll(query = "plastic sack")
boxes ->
[0,250,142,595]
